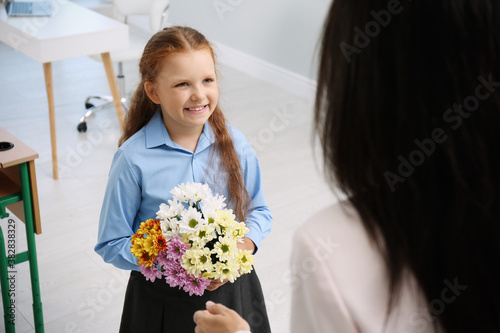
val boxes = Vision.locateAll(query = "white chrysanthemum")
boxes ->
[178,206,205,234]
[202,271,215,279]
[181,248,213,276]
[201,193,226,226]
[160,218,179,241]
[217,208,236,223]
[171,182,213,205]
[228,221,250,240]
[213,260,240,283]
[157,203,170,219]
[181,249,200,276]
[212,209,238,236]
[202,193,226,213]
[237,250,254,274]
[196,248,214,272]
[179,233,190,244]
[156,199,184,220]
[213,236,238,262]
[188,224,216,247]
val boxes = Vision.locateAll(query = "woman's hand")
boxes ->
[194,301,250,333]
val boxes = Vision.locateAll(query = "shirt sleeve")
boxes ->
[240,141,272,252]
[94,149,142,271]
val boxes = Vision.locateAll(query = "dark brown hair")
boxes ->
[120,26,250,221]
[316,0,500,331]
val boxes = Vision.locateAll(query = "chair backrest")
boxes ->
[114,0,153,16]
[113,0,169,31]
[149,0,169,31]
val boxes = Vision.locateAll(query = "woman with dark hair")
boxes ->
[194,0,500,332]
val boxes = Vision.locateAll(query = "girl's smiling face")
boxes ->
[145,49,218,138]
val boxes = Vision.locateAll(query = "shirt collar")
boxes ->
[145,110,215,152]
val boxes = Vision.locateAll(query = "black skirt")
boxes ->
[119,269,271,333]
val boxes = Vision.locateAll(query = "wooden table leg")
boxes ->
[42,62,58,180]
[100,52,125,131]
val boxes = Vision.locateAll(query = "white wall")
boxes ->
[168,0,332,99]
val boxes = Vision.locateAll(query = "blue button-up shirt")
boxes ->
[95,111,272,270]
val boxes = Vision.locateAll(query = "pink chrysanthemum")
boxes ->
[183,274,211,296]
[163,260,188,288]
[167,236,190,262]
[139,262,163,282]
[155,250,170,267]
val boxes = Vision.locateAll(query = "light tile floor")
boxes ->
[0,4,337,332]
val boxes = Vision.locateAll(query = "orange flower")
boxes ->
[131,219,163,264]
[154,234,168,253]
[140,252,156,267]
[145,219,158,230]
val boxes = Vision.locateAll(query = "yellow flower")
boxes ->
[213,236,238,261]
[181,247,214,276]
[136,227,146,238]
[217,209,236,223]
[237,250,254,274]
[179,233,190,244]
[202,270,216,279]
[213,261,240,283]
[188,224,215,247]
[130,242,144,258]
[197,248,214,272]
[213,209,237,235]
[143,236,156,255]
[181,249,202,276]
[228,222,249,240]
[131,219,166,265]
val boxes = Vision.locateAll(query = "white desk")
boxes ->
[0,0,128,179]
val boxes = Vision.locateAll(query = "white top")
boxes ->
[291,201,439,333]
[0,1,128,63]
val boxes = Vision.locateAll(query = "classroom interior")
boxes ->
[0,0,338,332]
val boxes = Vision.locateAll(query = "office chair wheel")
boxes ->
[77,122,87,133]
[85,102,95,109]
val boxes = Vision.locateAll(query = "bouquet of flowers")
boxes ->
[130,182,254,296]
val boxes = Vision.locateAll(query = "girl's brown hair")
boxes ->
[119,26,250,221]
